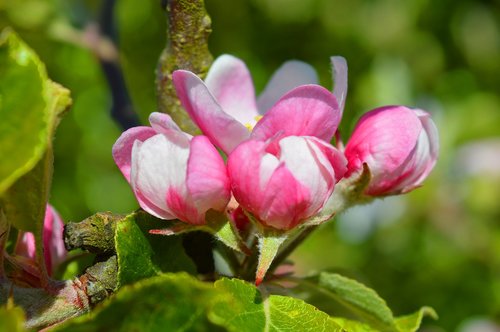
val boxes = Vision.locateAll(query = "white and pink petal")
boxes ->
[173,70,250,154]
[131,136,189,220]
[205,54,259,125]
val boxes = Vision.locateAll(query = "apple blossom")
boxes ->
[172,54,345,154]
[15,205,66,276]
[112,112,231,225]
[227,135,347,230]
[344,106,439,196]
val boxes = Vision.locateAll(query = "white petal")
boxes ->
[131,135,189,218]
[259,153,280,190]
[331,56,348,117]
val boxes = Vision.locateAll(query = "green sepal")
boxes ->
[255,231,288,285]
[304,163,372,226]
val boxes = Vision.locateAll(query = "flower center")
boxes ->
[244,115,263,132]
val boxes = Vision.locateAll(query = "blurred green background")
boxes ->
[1,0,499,330]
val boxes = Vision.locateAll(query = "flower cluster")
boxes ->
[113,55,438,283]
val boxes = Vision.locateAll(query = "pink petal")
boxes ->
[112,126,157,181]
[258,164,311,230]
[14,205,67,276]
[14,232,36,260]
[204,55,259,125]
[42,205,66,275]
[173,70,250,154]
[186,136,231,214]
[331,56,348,117]
[252,85,340,142]
[396,110,439,192]
[165,187,202,225]
[257,60,318,113]
[228,140,268,216]
[149,112,191,145]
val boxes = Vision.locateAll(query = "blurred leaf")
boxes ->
[209,278,344,332]
[312,272,396,331]
[303,273,437,332]
[115,211,196,286]
[0,304,26,332]
[395,306,438,332]
[53,273,222,332]
[0,29,71,233]
[116,0,165,122]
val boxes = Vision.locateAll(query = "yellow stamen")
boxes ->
[244,115,264,132]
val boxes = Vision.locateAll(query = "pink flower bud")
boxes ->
[112,112,231,225]
[344,106,439,195]
[15,205,67,276]
[228,136,347,230]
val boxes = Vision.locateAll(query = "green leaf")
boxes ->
[209,278,344,332]
[53,273,222,332]
[115,211,196,286]
[395,307,437,332]
[314,272,397,331]
[0,29,71,236]
[0,29,70,199]
[331,318,377,332]
[0,304,26,332]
